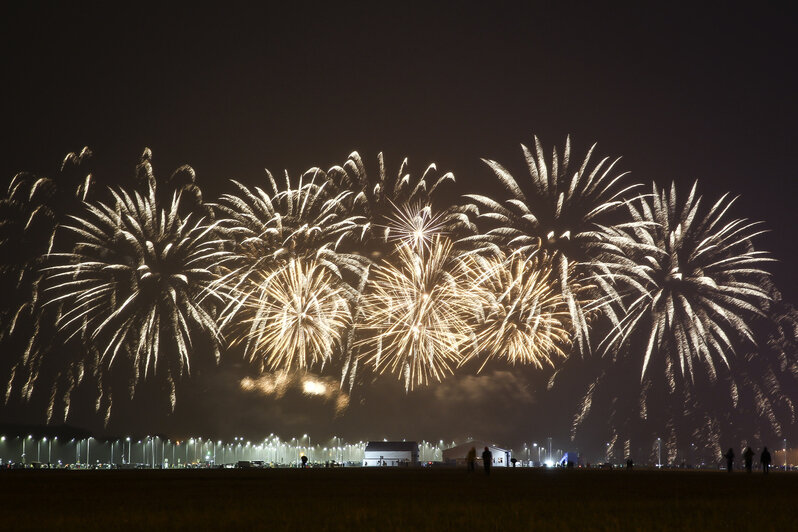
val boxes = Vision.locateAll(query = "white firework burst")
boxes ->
[327,151,471,247]
[44,182,225,410]
[461,135,641,352]
[600,181,773,381]
[213,167,369,288]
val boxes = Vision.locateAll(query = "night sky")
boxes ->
[2,3,797,453]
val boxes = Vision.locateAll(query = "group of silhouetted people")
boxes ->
[466,446,493,474]
[724,446,771,473]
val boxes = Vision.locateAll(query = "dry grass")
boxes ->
[3,467,796,531]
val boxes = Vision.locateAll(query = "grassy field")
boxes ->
[2,467,796,531]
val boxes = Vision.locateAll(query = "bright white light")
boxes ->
[302,380,326,396]
[544,460,554,468]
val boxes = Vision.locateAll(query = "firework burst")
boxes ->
[355,236,472,391]
[212,169,369,377]
[600,181,773,381]
[226,258,352,372]
[327,152,470,248]
[383,201,453,252]
[43,181,225,416]
[462,252,574,371]
[462,136,641,351]
[213,168,369,285]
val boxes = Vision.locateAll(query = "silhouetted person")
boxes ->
[626,459,634,470]
[761,447,771,474]
[743,447,754,473]
[301,455,308,468]
[724,448,735,472]
[482,447,492,475]
[511,457,517,467]
[467,447,476,472]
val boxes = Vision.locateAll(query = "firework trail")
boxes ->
[135,147,214,219]
[355,236,472,391]
[462,136,640,352]
[0,148,95,401]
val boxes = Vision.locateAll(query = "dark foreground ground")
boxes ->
[2,468,796,531]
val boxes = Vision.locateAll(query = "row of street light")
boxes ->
[1,434,791,469]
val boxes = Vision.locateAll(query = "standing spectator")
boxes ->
[723,448,735,473]
[743,447,754,473]
[761,447,772,474]
[482,447,492,475]
[466,447,476,472]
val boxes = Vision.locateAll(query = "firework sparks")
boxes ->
[600,181,773,381]
[225,258,352,372]
[327,152,471,248]
[462,135,641,351]
[213,168,368,282]
[462,252,574,371]
[382,200,453,252]
[0,148,96,404]
[355,236,472,391]
[43,181,225,415]
[1,139,793,438]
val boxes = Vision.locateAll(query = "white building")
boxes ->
[442,441,512,467]
[363,441,419,466]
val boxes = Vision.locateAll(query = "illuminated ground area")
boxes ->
[4,468,795,530]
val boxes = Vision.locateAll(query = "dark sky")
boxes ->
[2,2,797,454]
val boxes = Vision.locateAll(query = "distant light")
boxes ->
[544,460,555,468]
[302,380,326,396]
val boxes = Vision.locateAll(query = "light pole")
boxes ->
[86,438,91,467]
[126,437,131,465]
[23,435,32,464]
[657,437,662,467]
[548,437,552,463]
[784,438,788,470]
